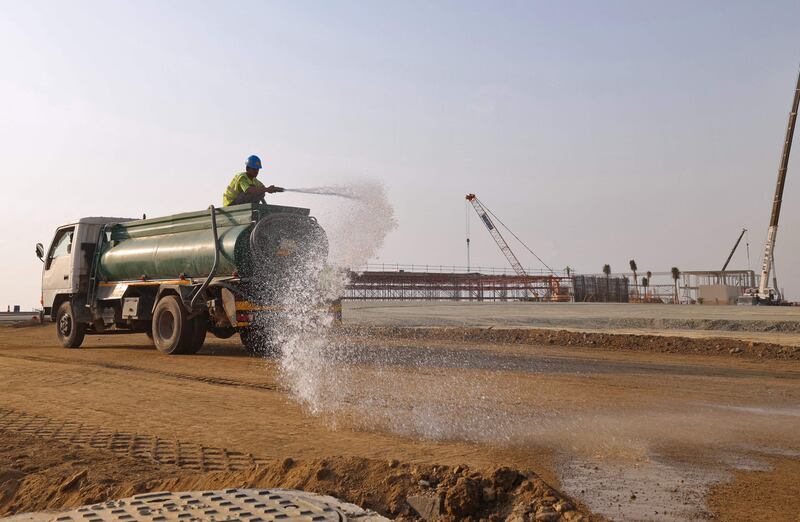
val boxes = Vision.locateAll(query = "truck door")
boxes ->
[42,226,76,308]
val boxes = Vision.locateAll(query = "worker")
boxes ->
[223,155,284,206]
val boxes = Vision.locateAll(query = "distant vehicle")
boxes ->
[37,202,328,354]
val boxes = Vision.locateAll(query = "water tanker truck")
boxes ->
[36,202,329,354]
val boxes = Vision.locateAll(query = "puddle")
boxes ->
[558,452,728,521]
[731,444,800,459]
[705,404,800,417]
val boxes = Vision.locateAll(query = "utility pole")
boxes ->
[465,200,471,271]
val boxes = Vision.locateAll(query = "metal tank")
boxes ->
[97,203,321,282]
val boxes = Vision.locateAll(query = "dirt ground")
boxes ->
[344,302,800,346]
[0,324,798,521]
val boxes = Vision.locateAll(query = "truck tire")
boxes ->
[152,295,191,355]
[184,316,207,355]
[240,329,258,354]
[56,301,85,349]
[240,328,278,357]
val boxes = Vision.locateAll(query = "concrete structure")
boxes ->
[698,284,742,305]
[0,311,43,324]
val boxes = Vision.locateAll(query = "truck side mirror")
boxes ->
[35,243,44,262]
[67,243,72,254]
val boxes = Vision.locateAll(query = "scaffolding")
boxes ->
[342,267,757,304]
[572,275,629,303]
[344,270,572,301]
[680,270,756,303]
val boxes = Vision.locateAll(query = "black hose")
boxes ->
[190,205,220,309]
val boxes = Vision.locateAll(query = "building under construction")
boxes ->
[343,266,761,304]
[344,265,629,303]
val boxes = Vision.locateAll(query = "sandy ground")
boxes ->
[1,324,799,521]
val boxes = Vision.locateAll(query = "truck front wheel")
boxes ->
[56,301,85,349]
[152,295,190,355]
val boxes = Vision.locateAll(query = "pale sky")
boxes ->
[2,0,799,308]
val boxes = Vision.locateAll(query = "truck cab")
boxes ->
[38,217,130,318]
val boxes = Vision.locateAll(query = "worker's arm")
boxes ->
[245,185,268,195]
[243,185,283,195]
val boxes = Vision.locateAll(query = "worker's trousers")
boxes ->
[231,192,264,205]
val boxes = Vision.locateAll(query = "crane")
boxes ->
[741,68,800,304]
[465,194,556,299]
[721,228,747,271]
[466,194,529,277]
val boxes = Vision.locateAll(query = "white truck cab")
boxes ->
[37,217,131,319]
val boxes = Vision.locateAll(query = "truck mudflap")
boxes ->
[233,300,342,327]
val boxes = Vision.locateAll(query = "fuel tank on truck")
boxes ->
[97,203,327,283]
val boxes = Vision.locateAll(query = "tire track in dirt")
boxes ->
[0,409,270,472]
[0,352,280,392]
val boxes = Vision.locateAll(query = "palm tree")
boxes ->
[641,276,649,302]
[671,267,681,304]
[629,259,639,301]
[645,271,652,300]
[602,264,611,302]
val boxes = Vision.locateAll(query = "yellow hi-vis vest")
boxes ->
[223,172,265,206]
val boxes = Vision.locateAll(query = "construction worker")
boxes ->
[223,155,284,206]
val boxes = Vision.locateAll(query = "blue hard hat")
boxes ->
[246,155,263,170]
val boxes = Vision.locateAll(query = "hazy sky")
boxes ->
[2,1,799,308]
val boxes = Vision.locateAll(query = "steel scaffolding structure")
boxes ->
[572,275,629,303]
[344,271,572,301]
[680,270,756,302]
[342,268,760,304]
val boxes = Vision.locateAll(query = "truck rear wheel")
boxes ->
[183,316,207,355]
[56,301,85,349]
[152,295,191,355]
[240,328,278,357]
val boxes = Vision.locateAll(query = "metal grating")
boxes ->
[2,489,388,522]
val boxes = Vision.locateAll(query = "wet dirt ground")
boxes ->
[0,324,798,521]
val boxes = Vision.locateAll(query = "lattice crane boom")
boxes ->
[752,68,800,301]
[466,194,537,297]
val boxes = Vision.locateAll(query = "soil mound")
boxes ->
[348,326,800,361]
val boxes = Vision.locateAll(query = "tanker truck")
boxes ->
[35,202,330,354]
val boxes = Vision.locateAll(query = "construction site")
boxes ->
[3,129,800,522]
[3,4,800,522]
